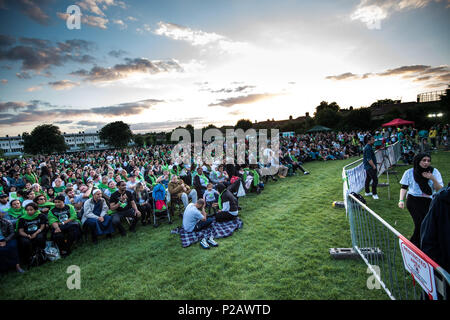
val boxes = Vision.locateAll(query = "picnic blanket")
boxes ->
[171,217,243,247]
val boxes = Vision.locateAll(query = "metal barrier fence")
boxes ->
[346,193,450,300]
[342,141,402,209]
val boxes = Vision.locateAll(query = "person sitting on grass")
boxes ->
[82,189,114,244]
[182,199,218,249]
[17,202,47,266]
[48,195,81,256]
[0,215,24,273]
[214,183,239,222]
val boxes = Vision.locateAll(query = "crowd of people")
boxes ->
[0,125,447,273]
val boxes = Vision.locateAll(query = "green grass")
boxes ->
[1,151,448,300]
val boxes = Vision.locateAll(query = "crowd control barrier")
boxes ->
[346,193,450,300]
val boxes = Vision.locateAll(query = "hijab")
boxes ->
[413,153,433,196]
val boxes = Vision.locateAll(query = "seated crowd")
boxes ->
[1,127,428,272]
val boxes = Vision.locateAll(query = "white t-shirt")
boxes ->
[399,168,443,198]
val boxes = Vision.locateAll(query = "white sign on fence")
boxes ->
[399,236,438,300]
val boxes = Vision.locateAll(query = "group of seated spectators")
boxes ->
[1,126,445,271]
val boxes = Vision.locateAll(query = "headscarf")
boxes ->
[413,153,433,196]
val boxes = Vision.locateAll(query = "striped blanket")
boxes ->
[171,217,243,247]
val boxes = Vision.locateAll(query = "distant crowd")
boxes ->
[0,124,447,272]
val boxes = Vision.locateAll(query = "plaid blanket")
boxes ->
[171,217,244,247]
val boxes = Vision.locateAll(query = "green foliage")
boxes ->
[22,124,67,155]
[99,121,133,149]
[340,107,373,131]
[133,134,145,147]
[235,119,253,131]
[370,99,395,108]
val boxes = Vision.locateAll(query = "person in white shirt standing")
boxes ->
[398,153,443,248]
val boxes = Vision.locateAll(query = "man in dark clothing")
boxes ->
[363,134,379,200]
[214,183,239,222]
[110,181,141,235]
[420,187,450,273]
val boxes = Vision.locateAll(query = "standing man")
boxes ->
[363,135,379,200]
[110,181,141,235]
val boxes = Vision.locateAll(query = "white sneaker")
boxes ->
[365,192,373,196]
[373,194,379,200]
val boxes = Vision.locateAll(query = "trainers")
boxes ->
[206,236,218,247]
[304,171,310,175]
[373,194,379,200]
[200,238,210,249]
[365,192,373,196]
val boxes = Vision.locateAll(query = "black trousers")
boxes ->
[51,222,81,253]
[112,208,137,235]
[215,211,237,223]
[18,233,46,265]
[406,194,432,248]
[137,203,152,223]
[365,168,378,195]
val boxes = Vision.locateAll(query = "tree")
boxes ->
[99,121,133,149]
[133,134,145,147]
[313,101,341,128]
[341,107,372,130]
[315,108,342,128]
[235,119,253,131]
[314,101,340,115]
[370,99,395,108]
[22,124,67,155]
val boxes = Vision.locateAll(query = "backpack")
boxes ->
[350,192,367,204]
[29,248,47,268]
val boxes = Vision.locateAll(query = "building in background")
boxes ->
[0,132,115,156]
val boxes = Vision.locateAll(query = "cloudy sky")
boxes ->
[0,0,449,136]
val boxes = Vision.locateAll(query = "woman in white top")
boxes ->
[398,153,443,248]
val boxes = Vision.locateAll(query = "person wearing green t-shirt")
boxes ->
[48,195,81,256]
[17,202,47,266]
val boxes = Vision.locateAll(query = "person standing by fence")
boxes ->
[363,134,379,200]
[398,153,444,248]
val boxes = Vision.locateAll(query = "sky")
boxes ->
[0,0,449,136]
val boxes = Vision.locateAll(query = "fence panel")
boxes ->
[347,193,450,300]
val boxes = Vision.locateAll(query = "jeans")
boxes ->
[193,217,214,232]
[181,189,198,208]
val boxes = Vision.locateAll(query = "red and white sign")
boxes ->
[399,235,439,300]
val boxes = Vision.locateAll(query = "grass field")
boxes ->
[1,150,448,300]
